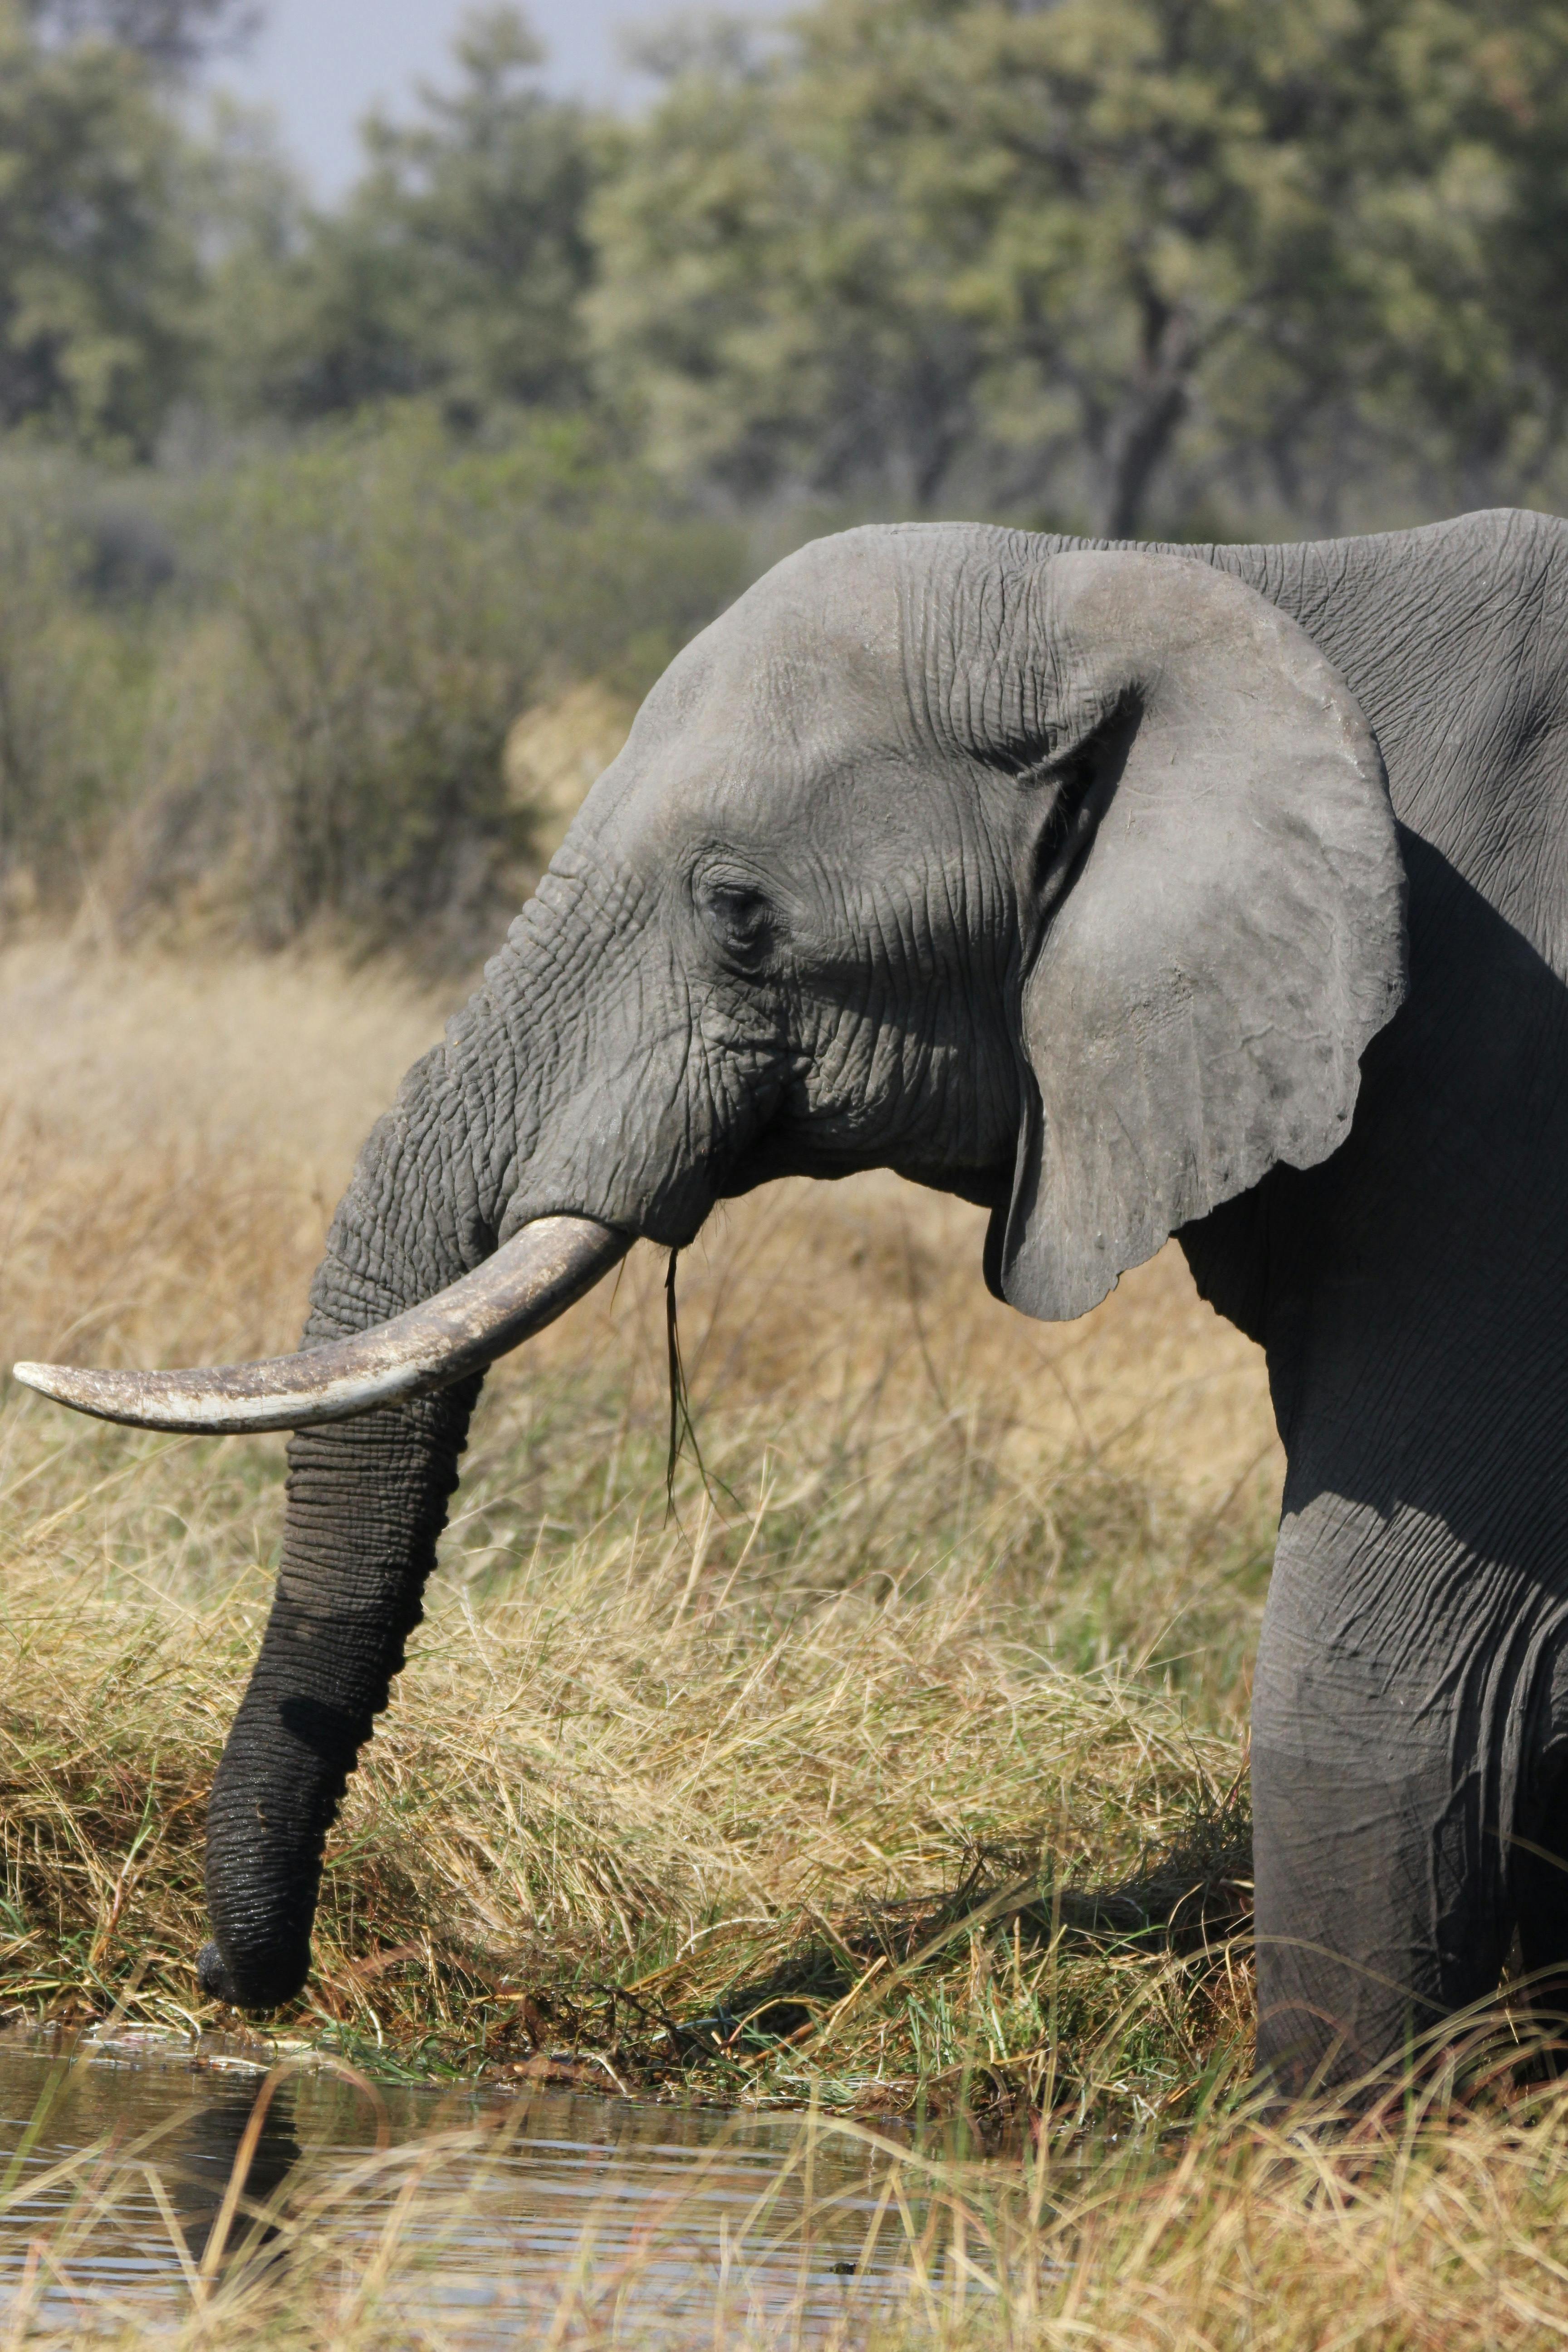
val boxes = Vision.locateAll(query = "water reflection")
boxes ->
[166,2072,303,2266]
[0,2029,953,2341]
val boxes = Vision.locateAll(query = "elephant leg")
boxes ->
[1512,1643,1568,2058]
[1250,1494,1517,2096]
[1514,1764,1568,2056]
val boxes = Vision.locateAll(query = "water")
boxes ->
[0,2026,976,2342]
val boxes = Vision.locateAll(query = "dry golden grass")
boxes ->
[10,2051,1568,2348]
[0,934,1275,2097]
[8,937,1557,2348]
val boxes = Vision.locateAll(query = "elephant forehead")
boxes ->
[639,535,922,740]
[569,524,1034,866]
[585,711,905,871]
[629,521,1051,762]
[718,529,909,671]
[584,652,907,860]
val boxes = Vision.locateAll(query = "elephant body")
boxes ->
[32,505,1568,2093]
[1167,513,1568,2078]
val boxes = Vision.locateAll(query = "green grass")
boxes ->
[0,1369,1263,2128]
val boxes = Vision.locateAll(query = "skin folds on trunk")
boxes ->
[198,917,578,2008]
[197,857,658,2006]
[200,1383,479,2007]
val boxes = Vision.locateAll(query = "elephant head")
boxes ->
[17,525,1405,2009]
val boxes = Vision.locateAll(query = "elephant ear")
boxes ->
[992,550,1406,1323]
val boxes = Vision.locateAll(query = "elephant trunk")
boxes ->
[198,1380,480,2008]
[196,909,621,2011]
[20,855,679,2011]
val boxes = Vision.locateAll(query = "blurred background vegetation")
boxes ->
[3,0,1568,958]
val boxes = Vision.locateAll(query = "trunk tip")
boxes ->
[197,1936,309,2014]
[196,1940,237,2004]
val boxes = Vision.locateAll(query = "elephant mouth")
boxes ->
[720,1110,1014,1212]
[12,1215,632,1435]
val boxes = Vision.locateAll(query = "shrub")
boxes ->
[0,469,144,907]
[130,411,747,958]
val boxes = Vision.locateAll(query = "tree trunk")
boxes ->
[1099,378,1189,540]
[1093,291,1193,540]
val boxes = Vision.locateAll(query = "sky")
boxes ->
[212,1,778,198]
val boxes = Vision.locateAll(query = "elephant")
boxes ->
[20,505,1568,2096]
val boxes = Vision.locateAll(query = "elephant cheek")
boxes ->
[504,1044,765,1250]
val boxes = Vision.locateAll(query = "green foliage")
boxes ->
[0,415,745,956]
[119,412,747,953]
[0,467,144,890]
[0,1,204,455]
[208,423,541,944]
[589,17,993,513]
[1346,1,1568,504]
[208,7,599,429]
[12,0,1568,536]
[591,0,1568,535]
[8,0,1568,942]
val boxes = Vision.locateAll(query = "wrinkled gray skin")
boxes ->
[203,510,1568,2094]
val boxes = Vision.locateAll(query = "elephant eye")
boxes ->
[698,877,775,967]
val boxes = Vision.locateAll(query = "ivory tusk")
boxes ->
[12,1215,629,1435]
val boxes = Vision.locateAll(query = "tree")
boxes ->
[25,0,257,72]
[591,0,1568,535]
[0,1,204,452]
[589,20,989,510]
[1342,1,1568,510]
[210,7,598,427]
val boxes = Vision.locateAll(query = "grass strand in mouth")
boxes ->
[662,1245,736,1526]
